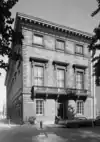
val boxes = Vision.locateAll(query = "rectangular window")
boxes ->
[33,34,43,45]
[57,69,65,88]
[77,101,84,114]
[23,29,33,45]
[76,71,84,89]
[75,44,83,55]
[56,40,65,50]
[34,66,44,86]
[36,100,44,115]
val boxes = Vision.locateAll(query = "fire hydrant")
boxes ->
[40,121,43,129]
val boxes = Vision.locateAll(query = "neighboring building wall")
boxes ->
[5,45,23,123]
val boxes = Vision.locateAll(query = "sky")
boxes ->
[0,0,100,111]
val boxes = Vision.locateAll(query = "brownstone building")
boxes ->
[5,13,96,124]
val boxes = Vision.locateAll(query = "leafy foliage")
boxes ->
[28,116,36,124]
[89,0,100,85]
[67,104,76,120]
[91,0,100,16]
[0,0,24,72]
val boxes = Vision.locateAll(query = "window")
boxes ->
[36,100,44,115]
[76,71,84,89]
[34,66,44,86]
[33,34,43,45]
[77,101,84,114]
[57,69,65,88]
[56,40,65,50]
[75,44,83,55]
[23,29,33,45]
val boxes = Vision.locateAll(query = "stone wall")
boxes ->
[21,28,93,120]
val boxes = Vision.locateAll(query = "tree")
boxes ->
[0,0,23,73]
[89,0,100,85]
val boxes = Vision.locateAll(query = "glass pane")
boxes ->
[59,72,64,80]
[36,108,38,114]
[57,69,64,87]
[76,72,83,89]
[57,69,64,80]
[77,102,84,114]
[56,40,64,50]
[76,46,80,53]
[76,73,82,81]
[57,70,59,78]
[36,100,39,105]
[34,66,44,86]
[76,83,81,89]
[40,100,43,105]
[36,100,44,115]
[34,78,38,86]
[40,110,42,114]
[76,74,80,81]
[57,82,60,88]
[38,67,43,77]
[58,81,64,88]
[76,45,83,54]
[37,78,43,86]
[34,67,38,77]
[34,35,43,45]
[40,107,43,111]
[23,29,32,45]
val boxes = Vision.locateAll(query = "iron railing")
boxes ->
[33,85,88,96]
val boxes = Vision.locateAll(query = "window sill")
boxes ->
[32,43,44,48]
[22,43,89,59]
[55,49,64,52]
[75,53,84,57]
[76,113,84,116]
[36,114,44,116]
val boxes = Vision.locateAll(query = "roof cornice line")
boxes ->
[17,12,93,39]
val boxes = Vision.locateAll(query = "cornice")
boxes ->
[73,64,88,69]
[16,12,93,41]
[29,57,48,63]
[52,60,69,67]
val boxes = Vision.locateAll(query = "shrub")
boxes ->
[28,116,36,124]
[67,105,76,120]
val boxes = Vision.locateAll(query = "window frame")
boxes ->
[33,33,44,46]
[36,99,44,116]
[77,101,84,115]
[75,69,84,90]
[22,28,33,45]
[56,39,65,51]
[56,67,65,88]
[34,64,44,86]
[75,44,84,55]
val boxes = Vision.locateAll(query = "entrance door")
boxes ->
[57,103,64,119]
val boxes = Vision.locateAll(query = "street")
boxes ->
[0,123,100,142]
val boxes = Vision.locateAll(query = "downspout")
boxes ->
[91,52,95,119]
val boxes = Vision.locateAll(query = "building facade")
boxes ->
[5,13,96,124]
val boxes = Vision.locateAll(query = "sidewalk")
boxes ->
[0,118,20,129]
[0,118,66,130]
[34,121,66,129]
